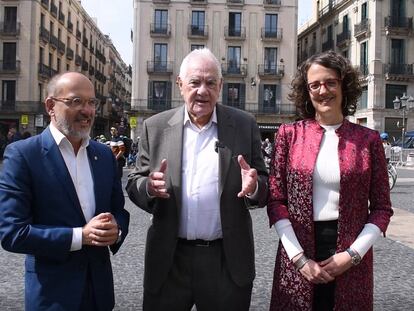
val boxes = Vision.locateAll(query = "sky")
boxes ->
[80,0,313,66]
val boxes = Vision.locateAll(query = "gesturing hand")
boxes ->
[237,155,258,198]
[147,159,170,199]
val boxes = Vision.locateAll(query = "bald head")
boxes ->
[47,72,94,98]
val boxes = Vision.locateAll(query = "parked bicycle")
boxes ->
[387,163,397,190]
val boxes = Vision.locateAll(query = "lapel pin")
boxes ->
[94,156,98,161]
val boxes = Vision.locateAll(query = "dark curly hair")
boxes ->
[288,50,362,119]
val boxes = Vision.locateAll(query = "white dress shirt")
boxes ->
[178,107,222,240]
[49,124,96,251]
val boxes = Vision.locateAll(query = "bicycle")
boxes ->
[387,162,397,190]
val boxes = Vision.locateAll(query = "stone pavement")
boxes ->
[0,165,413,310]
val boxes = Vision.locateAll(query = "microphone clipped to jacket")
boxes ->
[214,140,225,153]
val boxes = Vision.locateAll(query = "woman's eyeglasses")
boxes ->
[51,97,99,108]
[307,79,341,93]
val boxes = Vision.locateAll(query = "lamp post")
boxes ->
[393,93,414,163]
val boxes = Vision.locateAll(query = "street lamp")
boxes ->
[393,92,413,151]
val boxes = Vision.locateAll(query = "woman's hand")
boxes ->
[318,251,353,277]
[298,259,335,284]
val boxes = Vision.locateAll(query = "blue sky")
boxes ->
[81,0,312,66]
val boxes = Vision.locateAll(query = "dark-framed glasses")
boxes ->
[51,96,99,108]
[307,79,341,94]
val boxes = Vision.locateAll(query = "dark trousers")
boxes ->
[143,239,252,311]
[313,220,338,311]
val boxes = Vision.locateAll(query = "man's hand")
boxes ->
[318,251,353,277]
[237,155,258,198]
[147,159,170,198]
[82,213,119,246]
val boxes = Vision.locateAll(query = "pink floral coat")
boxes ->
[267,119,393,311]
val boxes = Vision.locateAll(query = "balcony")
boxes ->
[258,103,294,114]
[385,16,413,36]
[38,63,51,79]
[95,71,106,83]
[0,22,21,37]
[322,39,334,52]
[150,23,171,37]
[39,26,49,43]
[190,0,207,5]
[354,19,370,40]
[263,0,281,8]
[384,63,414,81]
[89,65,95,76]
[66,47,74,60]
[82,37,88,48]
[258,64,284,79]
[0,100,15,112]
[49,34,58,49]
[336,30,351,47]
[226,0,244,6]
[57,40,65,55]
[221,63,247,77]
[147,61,174,75]
[75,54,82,66]
[0,60,21,74]
[67,20,73,33]
[148,99,172,112]
[76,29,81,41]
[187,24,208,38]
[81,60,89,71]
[58,11,65,24]
[41,0,49,9]
[50,3,58,17]
[358,64,369,77]
[224,26,246,40]
[261,28,282,41]
[152,0,170,3]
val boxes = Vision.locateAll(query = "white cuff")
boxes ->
[70,227,83,251]
[246,181,259,199]
[350,223,381,258]
[274,219,304,260]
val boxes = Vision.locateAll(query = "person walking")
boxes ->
[0,72,130,311]
[267,51,393,311]
[126,48,268,311]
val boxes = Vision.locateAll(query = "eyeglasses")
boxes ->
[307,79,341,93]
[51,96,99,108]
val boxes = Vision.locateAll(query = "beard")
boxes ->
[55,113,94,141]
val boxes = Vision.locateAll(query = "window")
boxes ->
[154,10,168,33]
[391,39,404,64]
[4,6,17,32]
[385,84,406,109]
[1,80,16,105]
[148,81,172,111]
[264,47,277,73]
[191,11,205,35]
[391,0,405,19]
[227,46,241,73]
[229,12,241,36]
[222,83,245,109]
[342,15,349,32]
[361,2,368,20]
[57,58,61,72]
[41,13,45,28]
[327,24,333,41]
[359,86,368,109]
[154,43,168,70]
[39,47,44,64]
[50,21,54,35]
[49,52,53,69]
[191,44,204,51]
[360,41,368,75]
[3,42,16,70]
[259,84,280,113]
[265,14,278,37]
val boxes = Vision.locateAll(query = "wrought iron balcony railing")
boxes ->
[150,23,171,37]
[221,62,247,76]
[39,26,50,43]
[0,22,20,36]
[188,24,208,38]
[261,27,282,41]
[224,26,246,40]
[66,47,74,60]
[258,64,284,78]
[0,60,21,73]
[147,61,174,74]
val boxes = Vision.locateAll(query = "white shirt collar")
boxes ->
[183,105,217,130]
[49,123,90,149]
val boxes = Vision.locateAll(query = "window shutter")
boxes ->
[258,84,264,112]
[239,83,246,110]
[222,82,228,105]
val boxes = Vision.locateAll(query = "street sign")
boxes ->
[21,114,29,125]
[129,116,137,128]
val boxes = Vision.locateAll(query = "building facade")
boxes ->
[297,0,414,141]
[131,0,298,141]
[0,0,131,141]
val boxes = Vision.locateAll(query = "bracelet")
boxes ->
[293,254,310,270]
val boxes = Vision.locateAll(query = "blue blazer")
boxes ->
[0,127,130,311]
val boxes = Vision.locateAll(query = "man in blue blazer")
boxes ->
[0,72,130,310]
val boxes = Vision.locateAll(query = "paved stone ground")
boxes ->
[0,166,413,310]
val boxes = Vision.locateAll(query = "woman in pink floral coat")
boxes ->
[267,51,393,311]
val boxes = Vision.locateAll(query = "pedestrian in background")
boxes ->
[110,126,126,177]
[0,72,130,311]
[126,48,268,311]
[267,51,393,311]
[381,132,392,164]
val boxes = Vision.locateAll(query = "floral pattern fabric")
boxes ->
[267,119,393,311]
